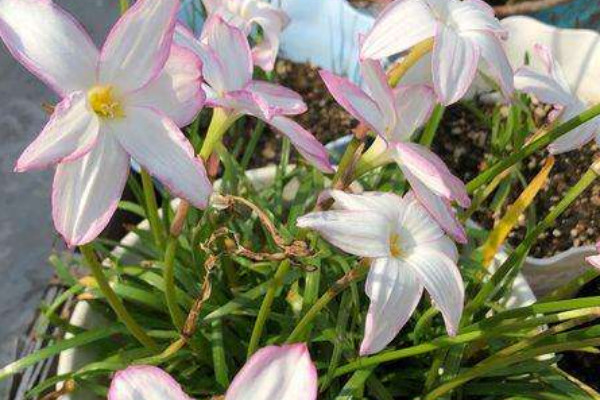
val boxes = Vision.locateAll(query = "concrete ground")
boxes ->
[0,1,117,396]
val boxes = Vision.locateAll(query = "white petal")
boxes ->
[320,69,385,135]
[247,81,307,116]
[464,31,514,98]
[432,24,480,105]
[245,2,289,71]
[328,190,402,222]
[201,15,253,91]
[297,210,391,258]
[108,365,192,400]
[268,116,333,173]
[0,0,98,95]
[390,84,436,142]
[52,133,129,247]
[15,92,99,172]
[226,344,317,400]
[406,250,464,336]
[128,45,205,127]
[112,107,212,209]
[99,0,179,93]
[514,67,573,106]
[360,257,423,355]
[450,0,505,35]
[533,44,571,93]
[361,0,436,60]
[361,58,396,131]
[548,102,598,154]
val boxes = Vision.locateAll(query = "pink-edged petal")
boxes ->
[533,44,571,93]
[587,255,600,271]
[112,106,212,209]
[52,133,129,247]
[201,15,253,91]
[407,178,467,243]
[433,24,480,106]
[226,344,317,400]
[399,191,449,244]
[319,69,384,135]
[450,0,505,36]
[361,57,396,130]
[268,117,334,173]
[360,257,423,355]
[0,0,98,96]
[15,92,99,172]
[361,0,436,60]
[464,31,514,98]
[99,0,179,93]
[406,249,465,336]
[128,44,205,127]
[328,190,402,222]
[108,365,192,400]
[201,0,220,13]
[548,102,597,154]
[514,67,573,107]
[245,2,290,71]
[297,210,391,258]
[393,142,470,207]
[246,81,307,116]
[390,84,436,142]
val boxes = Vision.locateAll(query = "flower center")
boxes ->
[88,86,124,119]
[389,232,405,258]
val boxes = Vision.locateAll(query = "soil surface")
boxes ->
[431,103,600,258]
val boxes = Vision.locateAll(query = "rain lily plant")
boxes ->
[201,0,289,72]
[109,344,317,400]
[3,0,600,399]
[321,58,470,242]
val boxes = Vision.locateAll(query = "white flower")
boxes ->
[298,190,464,355]
[515,44,600,154]
[0,0,212,246]
[202,0,289,71]
[361,0,514,105]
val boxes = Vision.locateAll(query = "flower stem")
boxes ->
[387,38,434,87]
[286,262,369,343]
[419,104,445,147]
[247,260,291,358]
[118,0,129,14]
[332,136,363,186]
[80,244,157,350]
[466,103,600,194]
[163,237,185,331]
[465,159,600,318]
[140,169,165,250]
[199,108,237,161]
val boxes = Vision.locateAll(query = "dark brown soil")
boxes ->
[432,102,600,258]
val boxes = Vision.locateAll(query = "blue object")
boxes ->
[532,0,600,30]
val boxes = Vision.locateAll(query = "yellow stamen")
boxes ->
[389,233,404,258]
[88,85,124,119]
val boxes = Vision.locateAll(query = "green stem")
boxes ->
[80,245,157,350]
[199,108,237,161]
[247,260,291,358]
[140,169,165,250]
[286,263,369,343]
[164,237,185,331]
[465,161,600,319]
[419,104,445,147]
[466,103,600,194]
[118,0,129,14]
[211,319,230,388]
[241,120,266,170]
[332,136,362,185]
